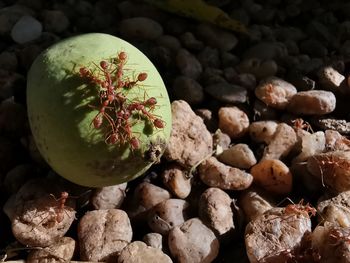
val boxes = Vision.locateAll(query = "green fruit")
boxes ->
[27,33,172,187]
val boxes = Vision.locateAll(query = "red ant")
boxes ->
[291,118,313,133]
[284,200,317,218]
[50,191,69,223]
[329,228,350,246]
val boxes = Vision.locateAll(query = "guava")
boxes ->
[27,33,172,187]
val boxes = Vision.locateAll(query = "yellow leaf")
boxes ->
[145,0,248,34]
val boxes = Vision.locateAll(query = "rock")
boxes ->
[287,90,336,115]
[172,76,204,105]
[218,143,257,169]
[90,183,127,210]
[42,10,69,33]
[197,46,220,68]
[196,23,238,51]
[10,178,76,247]
[213,130,231,151]
[237,58,278,79]
[0,5,34,35]
[0,51,17,71]
[307,151,350,193]
[27,237,75,262]
[199,157,253,190]
[262,123,297,160]
[127,182,171,220]
[317,191,350,227]
[161,164,192,199]
[195,108,218,132]
[249,120,278,144]
[243,42,287,60]
[156,35,182,52]
[3,164,34,194]
[148,199,190,235]
[218,106,249,139]
[165,100,213,168]
[314,118,350,135]
[118,241,172,263]
[255,77,297,110]
[253,100,278,120]
[286,70,315,91]
[176,49,202,79]
[78,209,132,262]
[293,131,325,163]
[143,233,163,250]
[300,38,328,57]
[318,66,346,93]
[11,15,42,44]
[234,73,257,91]
[324,130,350,151]
[168,218,219,263]
[199,188,235,237]
[239,187,274,221]
[250,159,293,195]
[119,17,163,40]
[0,99,28,137]
[205,82,247,104]
[179,32,204,51]
[245,208,312,263]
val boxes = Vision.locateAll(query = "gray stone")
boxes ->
[119,17,163,40]
[172,76,204,105]
[205,82,247,104]
[11,15,42,44]
[176,49,202,79]
[42,10,69,33]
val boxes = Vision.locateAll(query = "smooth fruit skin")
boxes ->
[27,33,172,187]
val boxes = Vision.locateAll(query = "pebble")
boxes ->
[148,199,190,235]
[250,159,293,195]
[274,27,306,42]
[218,143,257,169]
[119,17,163,40]
[90,183,127,210]
[293,131,325,163]
[218,106,250,139]
[11,15,42,44]
[197,46,221,68]
[199,157,253,190]
[0,99,28,137]
[168,218,219,263]
[287,90,336,115]
[156,34,182,52]
[220,51,240,67]
[199,187,235,237]
[161,164,192,199]
[0,5,35,35]
[127,182,171,221]
[239,187,274,221]
[172,76,204,105]
[245,207,311,263]
[10,178,76,247]
[286,70,315,91]
[143,232,163,250]
[314,118,350,135]
[179,32,204,51]
[249,120,278,144]
[318,66,346,93]
[234,73,257,91]
[201,67,226,85]
[205,82,247,104]
[262,123,297,160]
[236,58,278,79]
[164,100,213,168]
[27,236,75,262]
[0,51,17,71]
[196,23,238,52]
[300,38,328,57]
[118,241,173,263]
[150,46,172,69]
[252,100,278,120]
[307,151,350,193]
[317,191,350,227]
[195,108,218,132]
[42,10,69,33]
[212,130,231,151]
[255,77,297,109]
[78,209,132,262]
[243,41,287,60]
[324,130,350,151]
[3,164,34,194]
[176,49,202,79]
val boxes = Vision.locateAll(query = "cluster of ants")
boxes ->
[78,51,164,151]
